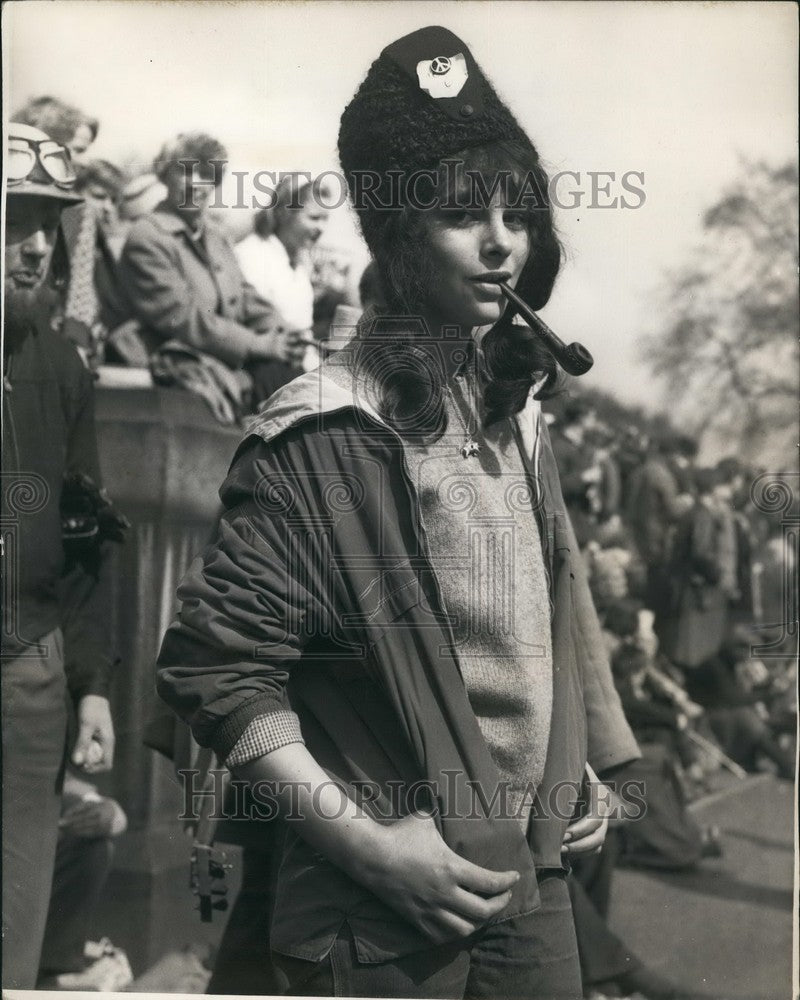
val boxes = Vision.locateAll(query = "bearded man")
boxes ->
[2,123,120,988]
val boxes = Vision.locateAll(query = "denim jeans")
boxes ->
[271,870,582,999]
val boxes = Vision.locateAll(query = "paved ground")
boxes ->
[609,774,796,1000]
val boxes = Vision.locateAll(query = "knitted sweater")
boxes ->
[404,372,553,826]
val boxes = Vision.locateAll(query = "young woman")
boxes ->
[236,175,331,350]
[157,26,638,999]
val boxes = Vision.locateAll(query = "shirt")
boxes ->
[235,233,314,334]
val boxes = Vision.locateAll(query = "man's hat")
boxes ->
[338,26,534,187]
[6,122,82,205]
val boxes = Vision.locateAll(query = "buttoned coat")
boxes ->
[118,204,278,368]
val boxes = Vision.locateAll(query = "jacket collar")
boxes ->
[243,353,386,448]
[149,202,208,240]
[244,309,488,450]
[243,342,543,475]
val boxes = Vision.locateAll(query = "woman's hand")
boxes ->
[357,811,520,944]
[561,764,612,857]
[236,745,519,945]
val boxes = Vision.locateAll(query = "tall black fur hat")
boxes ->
[338,25,535,197]
[339,26,560,313]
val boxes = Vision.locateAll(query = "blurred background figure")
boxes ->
[315,258,378,356]
[668,435,699,496]
[236,174,331,376]
[58,158,135,367]
[625,434,694,644]
[308,243,358,344]
[605,598,722,872]
[584,423,623,534]
[119,172,167,223]
[118,132,303,420]
[658,467,728,669]
[549,399,601,547]
[680,632,795,781]
[76,160,126,254]
[14,94,100,162]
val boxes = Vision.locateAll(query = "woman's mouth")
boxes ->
[469,272,512,296]
[470,271,512,285]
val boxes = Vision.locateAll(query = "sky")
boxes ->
[3,0,797,412]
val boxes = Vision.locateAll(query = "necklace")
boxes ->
[447,373,481,458]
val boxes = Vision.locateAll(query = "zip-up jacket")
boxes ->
[157,354,639,962]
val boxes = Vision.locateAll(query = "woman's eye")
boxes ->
[438,208,478,226]
[503,212,529,230]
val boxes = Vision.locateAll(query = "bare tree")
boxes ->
[644,160,798,467]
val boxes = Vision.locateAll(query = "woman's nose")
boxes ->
[482,212,513,258]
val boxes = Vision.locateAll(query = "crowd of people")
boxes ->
[11,94,362,423]
[547,397,795,784]
[543,400,796,997]
[2,58,796,1000]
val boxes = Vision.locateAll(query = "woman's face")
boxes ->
[69,123,95,162]
[278,195,329,259]
[84,183,120,232]
[164,162,218,221]
[422,190,530,329]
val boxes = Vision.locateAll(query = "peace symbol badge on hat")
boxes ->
[417,52,469,99]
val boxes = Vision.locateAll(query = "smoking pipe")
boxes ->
[499,282,594,377]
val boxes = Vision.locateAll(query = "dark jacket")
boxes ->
[659,499,728,668]
[625,456,685,564]
[2,323,116,701]
[157,361,639,961]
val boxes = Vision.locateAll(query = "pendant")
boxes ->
[461,437,481,459]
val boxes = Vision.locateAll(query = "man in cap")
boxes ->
[2,122,119,988]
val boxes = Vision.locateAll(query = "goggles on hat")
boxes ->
[6,135,77,189]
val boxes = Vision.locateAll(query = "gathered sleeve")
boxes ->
[156,430,335,765]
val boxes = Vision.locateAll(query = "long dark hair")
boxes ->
[351,140,563,442]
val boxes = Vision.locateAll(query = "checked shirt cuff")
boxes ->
[224,711,305,768]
